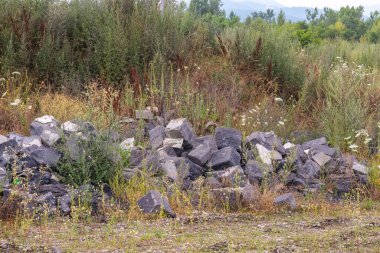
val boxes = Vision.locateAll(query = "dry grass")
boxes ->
[1,202,379,252]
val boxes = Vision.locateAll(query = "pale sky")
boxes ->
[276,0,379,9]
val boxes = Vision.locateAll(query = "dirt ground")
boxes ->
[1,205,380,253]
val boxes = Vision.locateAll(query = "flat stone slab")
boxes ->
[302,137,327,150]
[352,162,368,175]
[312,152,332,167]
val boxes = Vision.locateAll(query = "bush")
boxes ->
[57,132,121,187]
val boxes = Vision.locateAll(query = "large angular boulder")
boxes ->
[130,149,149,167]
[166,118,196,143]
[352,162,368,175]
[149,126,166,150]
[241,182,259,204]
[163,138,185,155]
[191,135,218,152]
[244,160,269,184]
[246,131,286,155]
[58,193,72,216]
[37,183,68,197]
[29,146,62,168]
[255,144,282,166]
[210,187,243,210]
[30,115,61,147]
[302,137,327,150]
[208,147,241,171]
[188,144,212,166]
[312,152,332,167]
[137,190,176,218]
[297,160,321,180]
[274,193,296,210]
[215,127,242,150]
[214,166,247,187]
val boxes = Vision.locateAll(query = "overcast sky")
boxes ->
[276,0,379,9]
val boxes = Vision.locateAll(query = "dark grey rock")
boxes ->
[183,158,204,180]
[285,173,306,187]
[188,144,212,166]
[137,190,176,218]
[297,160,321,180]
[166,118,196,143]
[204,176,223,189]
[37,183,67,197]
[149,126,166,150]
[214,166,247,187]
[242,182,258,204]
[191,135,218,152]
[30,116,61,146]
[274,193,296,210]
[122,168,141,181]
[130,149,149,167]
[208,147,241,171]
[58,193,71,215]
[352,162,368,175]
[215,127,242,150]
[244,160,265,183]
[35,192,56,208]
[309,144,337,157]
[312,152,332,167]
[157,146,177,160]
[329,175,354,195]
[136,153,160,174]
[302,137,327,150]
[30,146,62,167]
[210,188,243,210]
[246,131,286,155]
[163,138,185,155]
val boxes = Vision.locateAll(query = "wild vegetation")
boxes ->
[0,0,380,252]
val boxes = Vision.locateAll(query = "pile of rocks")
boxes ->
[0,112,370,219]
[0,115,112,218]
[128,115,369,215]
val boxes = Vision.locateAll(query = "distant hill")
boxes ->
[221,0,380,22]
[222,0,313,22]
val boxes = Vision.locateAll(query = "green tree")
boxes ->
[189,0,224,16]
[366,17,380,43]
[277,10,285,25]
[251,9,275,23]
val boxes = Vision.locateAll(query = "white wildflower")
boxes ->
[12,71,21,76]
[274,97,283,103]
[10,98,21,106]
[278,121,285,126]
